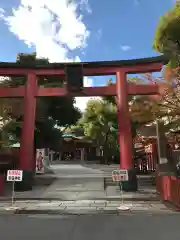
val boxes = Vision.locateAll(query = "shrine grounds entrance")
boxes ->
[0,55,166,192]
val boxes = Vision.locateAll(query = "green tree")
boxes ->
[153,2,180,67]
[79,99,118,163]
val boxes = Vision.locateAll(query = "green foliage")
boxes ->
[79,93,138,159]
[79,99,119,163]
[153,3,180,67]
[81,99,117,142]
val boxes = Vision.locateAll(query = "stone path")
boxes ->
[40,178,106,200]
[1,164,107,200]
[0,161,175,215]
[1,163,158,202]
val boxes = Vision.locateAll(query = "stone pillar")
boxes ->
[116,71,137,191]
[16,73,37,191]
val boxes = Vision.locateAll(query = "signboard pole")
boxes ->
[11,180,15,207]
[112,169,130,211]
[119,181,124,205]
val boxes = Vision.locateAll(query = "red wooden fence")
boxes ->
[156,175,180,209]
[155,147,180,209]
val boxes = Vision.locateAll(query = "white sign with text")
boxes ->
[112,170,129,182]
[7,170,23,182]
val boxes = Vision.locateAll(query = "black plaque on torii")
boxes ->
[65,64,84,92]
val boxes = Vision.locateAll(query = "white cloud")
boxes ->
[120,45,131,51]
[0,0,90,62]
[75,77,101,112]
[79,0,92,14]
[0,0,94,111]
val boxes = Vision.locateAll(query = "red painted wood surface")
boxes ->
[116,71,133,170]
[0,84,159,98]
[19,73,37,170]
[156,175,180,209]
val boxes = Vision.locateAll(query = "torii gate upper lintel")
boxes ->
[0,55,166,192]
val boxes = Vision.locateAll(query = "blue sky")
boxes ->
[0,0,175,110]
[0,0,174,61]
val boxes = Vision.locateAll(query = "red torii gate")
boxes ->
[0,56,165,191]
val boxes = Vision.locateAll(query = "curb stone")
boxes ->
[13,208,176,215]
[14,208,118,215]
[0,209,18,215]
[0,197,160,202]
[0,206,177,215]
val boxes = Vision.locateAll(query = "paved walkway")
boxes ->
[0,163,172,215]
[1,163,157,201]
[1,164,107,200]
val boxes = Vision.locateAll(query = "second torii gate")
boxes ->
[0,55,165,192]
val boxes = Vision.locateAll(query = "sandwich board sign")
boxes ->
[112,170,129,182]
[7,170,23,182]
[111,169,130,211]
[6,170,23,209]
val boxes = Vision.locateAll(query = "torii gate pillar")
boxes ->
[15,73,37,191]
[116,71,138,191]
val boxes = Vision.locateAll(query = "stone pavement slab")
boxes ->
[40,177,106,200]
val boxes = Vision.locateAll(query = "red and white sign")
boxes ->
[7,170,23,182]
[112,170,129,182]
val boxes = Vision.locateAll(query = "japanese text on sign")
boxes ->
[7,170,23,182]
[112,170,129,182]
